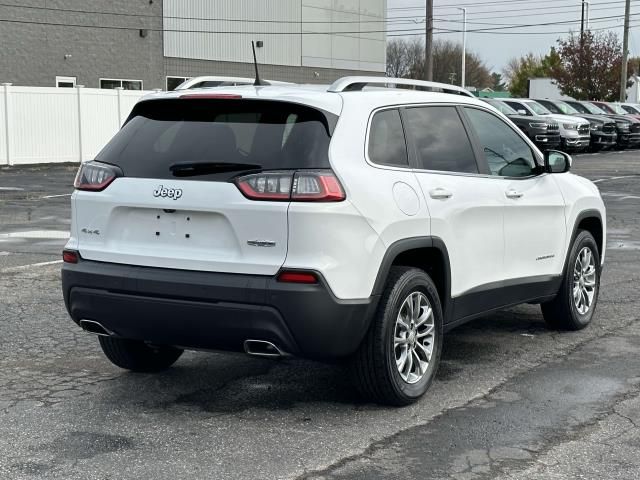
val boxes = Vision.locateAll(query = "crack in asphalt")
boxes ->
[296,319,640,480]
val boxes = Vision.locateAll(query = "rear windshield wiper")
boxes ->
[169,162,262,177]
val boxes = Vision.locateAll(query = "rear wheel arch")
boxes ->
[372,237,452,323]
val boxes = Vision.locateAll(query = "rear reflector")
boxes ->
[277,271,318,284]
[74,161,122,191]
[235,170,345,202]
[63,250,79,264]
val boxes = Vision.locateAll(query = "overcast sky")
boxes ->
[387,0,636,73]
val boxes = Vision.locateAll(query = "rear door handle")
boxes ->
[429,188,453,200]
[505,189,524,199]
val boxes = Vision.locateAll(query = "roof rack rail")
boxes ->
[327,76,475,97]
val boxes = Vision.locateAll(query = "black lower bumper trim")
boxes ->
[62,260,378,360]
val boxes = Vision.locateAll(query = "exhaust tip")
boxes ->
[79,320,113,337]
[244,340,285,358]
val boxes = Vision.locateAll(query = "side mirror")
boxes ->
[517,109,528,115]
[544,150,572,173]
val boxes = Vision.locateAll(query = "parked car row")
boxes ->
[483,97,640,153]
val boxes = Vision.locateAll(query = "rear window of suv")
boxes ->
[96,99,337,180]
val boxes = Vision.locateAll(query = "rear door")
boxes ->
[74,98,336,275]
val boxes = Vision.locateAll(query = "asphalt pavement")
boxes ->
[0,151,639,479]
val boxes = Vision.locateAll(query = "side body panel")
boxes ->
[500,174,567,279]
[552,173,607,266]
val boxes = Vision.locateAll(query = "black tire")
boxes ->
[352,267,444,406]
[98,336,183,372]
[541,230,601,331]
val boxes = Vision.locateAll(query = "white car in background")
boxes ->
[504,99,591,151]
[175,76,294,90]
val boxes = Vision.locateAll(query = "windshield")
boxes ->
[96,99,336,181]
[527,101,552,115]
[537,100,562,114]
[486,100,518,115]
[583,102,609,115]
[566,101,589,114]
[622,104,640,114]
[556,102,580,115]
[609,103,628,115]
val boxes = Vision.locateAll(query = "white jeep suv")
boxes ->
[62,77,606,406]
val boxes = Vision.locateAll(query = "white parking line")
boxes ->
[0,230,70,239]
[0,187,25,191]
[593,175,640,183]
[0,260,63,273]
[41,193,72,199]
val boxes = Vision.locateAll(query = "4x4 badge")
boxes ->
[153,185,183,200]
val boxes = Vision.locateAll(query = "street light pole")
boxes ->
[458,8,467,88]
[585,1,590,29]
[620,0,631,102]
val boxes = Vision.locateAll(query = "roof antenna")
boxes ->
[251,41,269,86]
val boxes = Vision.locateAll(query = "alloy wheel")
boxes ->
[572,246,597,315]
[394,291,436,384]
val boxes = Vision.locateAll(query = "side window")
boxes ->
[403,106,478,173]
[505,101,530,116]
[465,108,538,178]
[368,109,409,167]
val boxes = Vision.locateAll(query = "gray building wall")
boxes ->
[165,57,382,87]
[0,1,382,89]
[0,1,165,89]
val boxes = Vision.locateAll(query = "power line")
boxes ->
[389,21,640,37]
[0,0,633,25]
[429,3,631,23]
[389,0,589,11]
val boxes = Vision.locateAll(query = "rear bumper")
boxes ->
[62,259,378,360]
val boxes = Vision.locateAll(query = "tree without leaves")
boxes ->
[551,31,626,101]
[386,39,410,78]
[386,38,492,89]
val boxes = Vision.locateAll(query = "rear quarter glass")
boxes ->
[95,99,338,181]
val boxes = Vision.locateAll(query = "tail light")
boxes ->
[235,170,345,202]
[74,161,122,191]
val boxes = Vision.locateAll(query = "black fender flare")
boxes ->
[371,237,453,323]
[561,209,604,277]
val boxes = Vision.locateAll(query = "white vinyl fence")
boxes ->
[0,84,153,166]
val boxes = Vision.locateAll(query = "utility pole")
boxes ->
[580,0,585,40]
[458,8,467,88]
[425,0,434,81]
[620,0,631,102]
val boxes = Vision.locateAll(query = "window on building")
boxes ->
[167,76,190,91]
[56,76,77,88]
[99,79,143,90]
